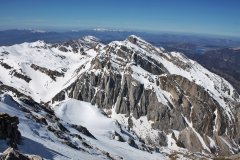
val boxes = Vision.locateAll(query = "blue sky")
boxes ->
[0,0,240,37]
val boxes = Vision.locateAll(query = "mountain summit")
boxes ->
[0,35,240,159]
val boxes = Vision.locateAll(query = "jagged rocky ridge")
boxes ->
[53,35,240,156]
[0,35,240,159]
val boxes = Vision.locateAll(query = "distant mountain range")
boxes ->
[1,29,240,48]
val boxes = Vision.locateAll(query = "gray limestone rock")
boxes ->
[51,36,240,156]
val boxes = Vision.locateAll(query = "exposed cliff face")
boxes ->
[159,74,239,155]
[52,35,240,156]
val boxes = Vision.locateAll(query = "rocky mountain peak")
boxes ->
[49,35,240,155]
[1,35,240,158]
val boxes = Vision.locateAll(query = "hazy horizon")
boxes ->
[0,0,240,38]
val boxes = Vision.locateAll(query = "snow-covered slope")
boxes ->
[1,35,240,159]
[0,95,96,160]
[0,37,101,102]
[54,99,167,160]
[0,94,168,159]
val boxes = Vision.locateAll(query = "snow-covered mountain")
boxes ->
[0,35,240,159]
[93,28,125,32]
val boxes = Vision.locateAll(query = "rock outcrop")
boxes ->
[0,147,42,160]
[30,64,64,81]
[0,113,21,148]
[71,124,96,139]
